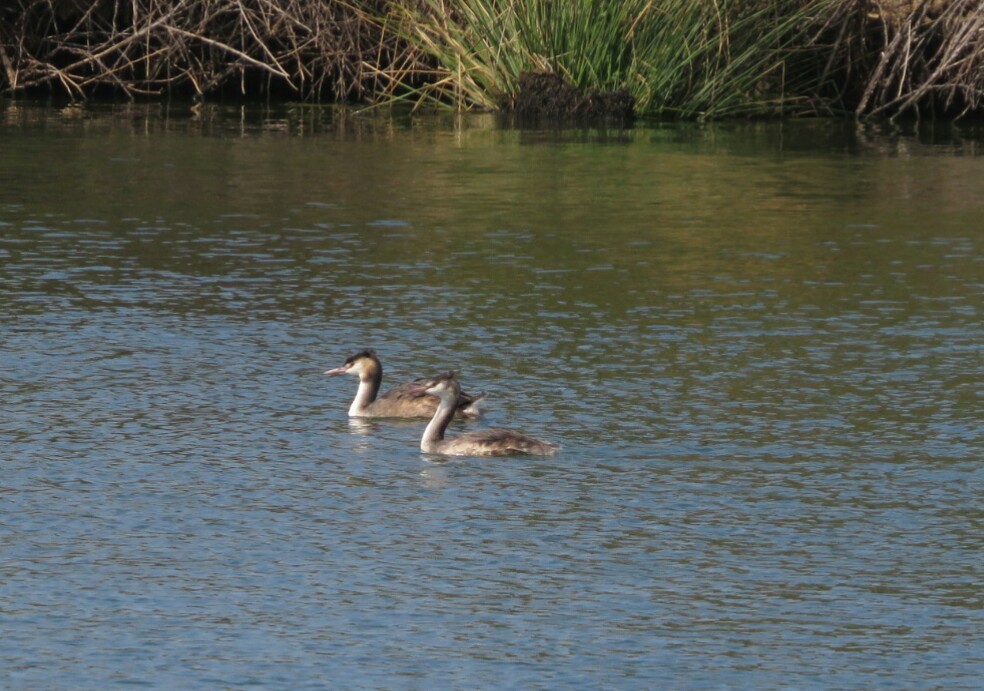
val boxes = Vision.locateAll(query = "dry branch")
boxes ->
[0,0,429,101]
[854,0,984,117]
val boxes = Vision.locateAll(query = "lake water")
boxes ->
[1,102,981,688]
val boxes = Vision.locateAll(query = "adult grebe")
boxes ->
[324,349,486,419]
[412,372,558,456]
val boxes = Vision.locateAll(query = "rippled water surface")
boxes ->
[1,103,982,688]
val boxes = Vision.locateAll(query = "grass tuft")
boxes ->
[385,0,843,118]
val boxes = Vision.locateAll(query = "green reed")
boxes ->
[387,0,841,118]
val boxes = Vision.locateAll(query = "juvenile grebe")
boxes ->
[412,372,558,456]
[324,349,486,419]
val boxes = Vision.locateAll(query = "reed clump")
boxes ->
[1,0,982,119]
[388,0,842,118]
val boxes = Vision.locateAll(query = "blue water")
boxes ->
[1,104,982,688]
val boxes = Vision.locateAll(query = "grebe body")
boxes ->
[325,350,485,419]
[413,372,557,457]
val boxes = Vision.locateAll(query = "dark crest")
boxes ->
[345,349,378,365]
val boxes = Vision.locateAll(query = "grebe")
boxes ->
[412,372,558,456]
[324,349,486,419]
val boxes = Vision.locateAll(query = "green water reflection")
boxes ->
[2,104,981,319]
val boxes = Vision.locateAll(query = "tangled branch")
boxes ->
[0,0,428,100]
[825,0,984,118]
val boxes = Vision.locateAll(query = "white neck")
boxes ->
[420,395,456,452]
[348,378,377,416]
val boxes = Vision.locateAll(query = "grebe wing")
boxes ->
[379,379,436,403]
[381,377,487,418]
[441,428,559,457]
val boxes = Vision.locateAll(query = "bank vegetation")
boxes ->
[1,0,982,119]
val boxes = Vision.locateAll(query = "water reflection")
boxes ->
[418,459,454,489]
[346,418,378,436]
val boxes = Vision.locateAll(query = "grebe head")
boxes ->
[416,371,460,399]
[324,349,380,378]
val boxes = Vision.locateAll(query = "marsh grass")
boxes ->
[387,0,843,118]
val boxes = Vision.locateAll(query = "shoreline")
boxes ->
[2,1,982,120]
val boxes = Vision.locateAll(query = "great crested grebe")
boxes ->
[324,349,486,419]
[412,372,558,456]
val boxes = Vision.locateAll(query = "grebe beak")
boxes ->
[324,366,349,376]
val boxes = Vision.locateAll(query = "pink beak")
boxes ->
[323,366,349,376]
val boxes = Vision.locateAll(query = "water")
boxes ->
[1,103,982,688]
